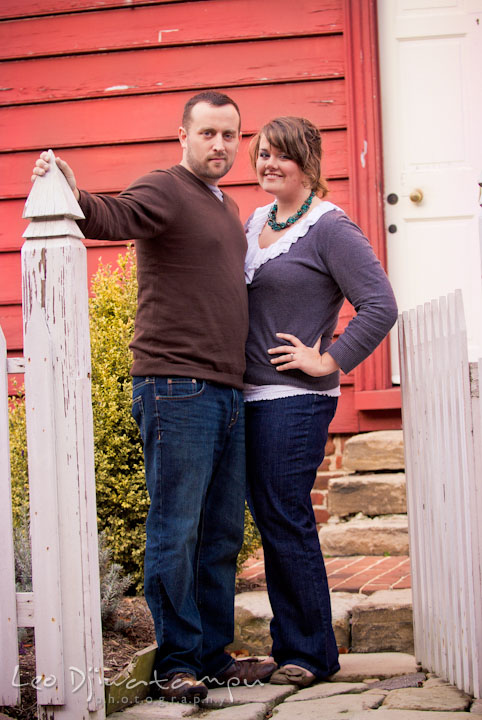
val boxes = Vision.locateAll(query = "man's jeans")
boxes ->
[132,376,245,679]
[245,393,340,679]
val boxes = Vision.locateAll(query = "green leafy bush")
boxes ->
[8,384,29,530]
[89,246,148,592]
[9,246,261,594]
[237,507,261,573]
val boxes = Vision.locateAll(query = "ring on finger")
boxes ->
[290,353,294,361]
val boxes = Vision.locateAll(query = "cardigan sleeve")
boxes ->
[319,213,398,374]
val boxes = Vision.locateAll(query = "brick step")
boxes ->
[318,515,409,556]
[239,551,411,594]
[328,473,406,517]
[228,587,413,656]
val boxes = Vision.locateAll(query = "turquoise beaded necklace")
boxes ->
[267,190,315,231]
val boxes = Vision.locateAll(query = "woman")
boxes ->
[244,117,398,686]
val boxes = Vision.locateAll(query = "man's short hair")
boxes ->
[182,91,241,131]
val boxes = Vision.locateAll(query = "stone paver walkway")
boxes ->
[240,550,411,594]
[109,653,482,719]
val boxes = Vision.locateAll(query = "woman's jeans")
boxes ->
[132,376,245,679]
[245,393,340,679]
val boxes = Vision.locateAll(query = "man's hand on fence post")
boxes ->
[31,150,80,201]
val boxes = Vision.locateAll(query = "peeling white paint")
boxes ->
[104,85,135,92]
[158,28,179,42]
[360,140,368,169]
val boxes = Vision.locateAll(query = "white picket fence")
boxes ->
[0,151,105,718]
[399,290,482,698]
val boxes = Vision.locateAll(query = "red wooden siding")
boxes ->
[0,0,400,431]
[0,1,343,59]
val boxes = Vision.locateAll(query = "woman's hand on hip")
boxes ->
[267,333,340,377]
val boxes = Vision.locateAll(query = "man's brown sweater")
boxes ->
[78,164,248,389]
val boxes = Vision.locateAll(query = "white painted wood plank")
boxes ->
[452,291,478,694]
[429,298,451,680]
[24,304,64,706]
[16,592,34,628]
[76,377,105,713]
[22,232,105,718]
[0,325,21,706]
[473,359,482,698]
[401,310,426,662]
[448,293,472,692]
[399,310,425,663]
[6,358,25,374]
[433,296,455,682]
[440,294,462,687]
[421,301,442,675]
[412,304,433,668]
[423,303,439,670]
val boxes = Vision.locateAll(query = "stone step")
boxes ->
[328,473,406,517]
[227,588,414,657]
[343,430,405,472]
[318,515,409,556]
[351,589,413,654]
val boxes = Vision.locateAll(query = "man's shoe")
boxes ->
[151,672,208,702]
[207,658,277,687]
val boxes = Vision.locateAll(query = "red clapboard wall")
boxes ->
[0,0,401,432]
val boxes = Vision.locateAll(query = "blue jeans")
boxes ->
[132,376,245,679]
[245,393,340,679]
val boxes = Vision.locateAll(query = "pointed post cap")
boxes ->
[23,149,85,221]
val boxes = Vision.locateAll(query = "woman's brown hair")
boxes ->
[249,116,329,197]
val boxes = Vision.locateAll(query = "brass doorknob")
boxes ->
[409,188,424,204]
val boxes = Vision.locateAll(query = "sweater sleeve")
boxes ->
[77,170,177,241]
[319,213,398,374]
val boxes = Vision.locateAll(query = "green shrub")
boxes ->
[237,506,261,573]
[13,505,32,592]
[9,246,261,594]
[8,384,29,534]
[89,246,148,593]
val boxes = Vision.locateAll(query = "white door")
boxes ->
[377,0,482,382]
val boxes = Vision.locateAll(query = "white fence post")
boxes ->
[0,328,21,706]
[21,150,105,718]
[399,290,482,698]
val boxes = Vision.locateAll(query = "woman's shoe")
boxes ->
[270,664,316,687]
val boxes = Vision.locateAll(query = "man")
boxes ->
[32,91,276,702]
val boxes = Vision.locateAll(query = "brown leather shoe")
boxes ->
[207,659,277,687]
[152,672,208,702]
